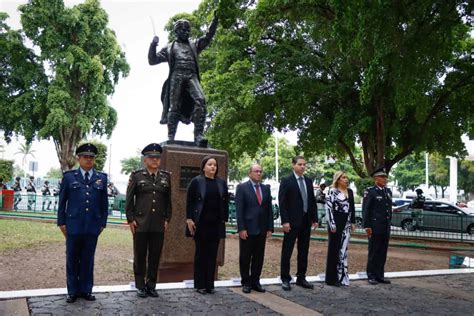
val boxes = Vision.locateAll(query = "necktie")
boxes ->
[298,177,308,213]
[85,172,90,183]
[255,184,262,205]
[151,173,155,182]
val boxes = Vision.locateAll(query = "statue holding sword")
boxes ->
[148,11,219,146]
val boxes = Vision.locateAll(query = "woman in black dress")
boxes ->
[186,156,229,294]
[325,171,356,286]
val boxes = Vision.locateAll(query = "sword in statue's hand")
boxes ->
[150,16,159,44]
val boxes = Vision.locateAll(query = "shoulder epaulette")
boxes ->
[160,169,172,175]
[64,170,75,174]
[131,168,145,175]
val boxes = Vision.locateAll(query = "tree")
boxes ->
[185,0,474,179]
[459,160,474,201]
[428,153,449,198]
[0,13,47,143]
[46,167,63,179]
[120,156,142,175]
[391,154,425,192]
[0,159,14,183]
[8,0,130,171]
[14,142,36,166]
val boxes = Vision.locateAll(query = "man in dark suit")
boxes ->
[57,143,109,303]
[236,163,274,294]
[362,166,392,285]
[126,143,172,298]
[279,156,318,291]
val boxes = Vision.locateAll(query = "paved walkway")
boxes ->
[17,273,474,315]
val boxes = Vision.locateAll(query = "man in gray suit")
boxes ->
[236,163,274,293]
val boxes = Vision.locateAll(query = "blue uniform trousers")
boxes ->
[66,234,98,295]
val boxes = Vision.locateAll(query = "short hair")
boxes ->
[292,155,305,164]
[331,171,346,188]
[200,155,219,176]
[248,163,262,174]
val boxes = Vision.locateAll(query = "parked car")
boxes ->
[391,201,474,235]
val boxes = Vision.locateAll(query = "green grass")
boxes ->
[0,219,131,251]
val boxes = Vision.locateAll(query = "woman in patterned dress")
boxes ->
[325,171,356,286]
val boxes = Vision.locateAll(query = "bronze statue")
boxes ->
[148,13,218,146]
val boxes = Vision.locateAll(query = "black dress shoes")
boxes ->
[147,288,159,297]
[242,285,251,293]
[252,283,266,293]
[376,278,391,284]
[137,288,148,298]
[66,295,77,303]
[196,289,207,295]
[296,279,314,289]
[281,280,291,291]
[82,293,96,301]
[206,289,216,294]
[368,279,379,285]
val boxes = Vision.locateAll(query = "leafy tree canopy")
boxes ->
[0,159,14,183]
[1,0,129,171]
[178,0,474,179]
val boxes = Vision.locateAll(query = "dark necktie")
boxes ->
[151,173,155,182]
[255,184,262,205]
[85,171,90,183]
[298,177,308,213]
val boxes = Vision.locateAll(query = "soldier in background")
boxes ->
[52,180,60,211]
[411,188,425,230]
[12,177,22,210]
[26,176,36,210]
[41,180,53,211]
[126,143,172,298]
[362,167,392,285]
[0,177,8,190]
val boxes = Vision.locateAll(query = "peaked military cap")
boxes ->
[142,143,162,157]
[371,166,388,177]
[76,143,98,157]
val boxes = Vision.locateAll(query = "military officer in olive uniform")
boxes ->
[57,143,109,303]
[362,167,392,285]
[125,143,172,298]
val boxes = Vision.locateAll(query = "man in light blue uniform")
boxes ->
[57,143,108,303]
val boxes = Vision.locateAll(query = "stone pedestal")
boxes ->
[157,143,228,282]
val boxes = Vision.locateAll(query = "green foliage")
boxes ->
[0,13,48,143]
[182,0,474,179]
[0,159,14,183]
[120,156,142,175]
[14,143,36,166]
[45,167,63,179]
[392,154,425,192]
[1,0,130,171]
[354,177,376,198]
[429,153,449,198]
[459,160,474,200]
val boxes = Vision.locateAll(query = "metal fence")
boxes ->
[1,193,473,242]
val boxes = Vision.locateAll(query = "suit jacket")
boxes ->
[362,186,392,235]
[57,169,108,235]
[235,181,274,236]
[125,169,172,233]
[186,175,229,239]
[278,174,318,227]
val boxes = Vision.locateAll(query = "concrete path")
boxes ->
[2,272,472,315]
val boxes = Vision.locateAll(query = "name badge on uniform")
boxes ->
[95,179,102,186]
[376,196,383,201]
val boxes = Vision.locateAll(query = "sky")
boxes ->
[2,0,288,188]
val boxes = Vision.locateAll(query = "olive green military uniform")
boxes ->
[125,168,172,291]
